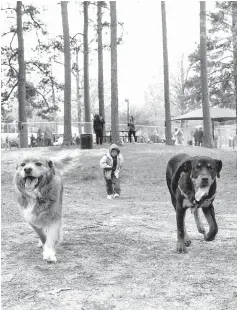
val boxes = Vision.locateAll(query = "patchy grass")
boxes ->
[1,144,237,310]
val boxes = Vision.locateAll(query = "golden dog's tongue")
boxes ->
[195,187,209,201]
[25,177,38,191]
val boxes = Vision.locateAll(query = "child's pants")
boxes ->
[105,173,121,195]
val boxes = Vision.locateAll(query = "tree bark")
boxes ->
[83,1,92,133]
[110,1,120,144]
[232,1,237,135]
[161,1,172,145]
[200,1,213,147]
[16,1,28,148]
[75,48,82,134]
[61,1,72,145]
[97,2,106,136]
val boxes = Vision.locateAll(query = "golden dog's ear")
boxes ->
[215,159,222,178]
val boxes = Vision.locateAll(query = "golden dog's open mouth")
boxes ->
[24,176,42,191]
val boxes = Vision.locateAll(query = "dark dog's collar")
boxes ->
[178,185,216,212]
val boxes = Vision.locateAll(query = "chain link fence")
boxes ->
[1,121,236,149]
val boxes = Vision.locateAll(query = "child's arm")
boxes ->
[100,155,112,169]
[114,154,124,178]
[119,154,124,168]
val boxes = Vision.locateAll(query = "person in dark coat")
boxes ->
[127,116,137,143]
[193,128,199,146]
[93,114,105,145]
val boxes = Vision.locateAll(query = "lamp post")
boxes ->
[125,98,129,123]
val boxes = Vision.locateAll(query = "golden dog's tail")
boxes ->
[52,154,78,174]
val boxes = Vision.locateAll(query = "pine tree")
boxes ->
[232,1,237,133]
[97,1,106,136]
[200,1,213,147]
[16,1,28,148]
[161,1,172,145]
[61,1,72,145]
[83,1,92,133]
[110,1,120,144]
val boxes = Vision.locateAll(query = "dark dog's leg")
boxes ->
[30,224,46,246]
[194,209,206,234]
[176,207,188,253]
[184,220,191,247]
[202,205,218,241]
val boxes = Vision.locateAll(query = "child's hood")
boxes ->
[109,143,120,155]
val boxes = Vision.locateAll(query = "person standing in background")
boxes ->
[44,126,53,146]
[93,114,105,145]
[173,127,183,145]
[128,116,136,143]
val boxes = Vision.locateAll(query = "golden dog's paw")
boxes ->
[43,248,57,263]
[176,242,188,253]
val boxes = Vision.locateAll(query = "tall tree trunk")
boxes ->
[180,55,185,129]
[61,1,72,145]
[200,1,213,147]
[97,1,105,136]
[110,1,120,144]
[83,1,92,133]
[232,1,237,135]
[16,1,28,148]
[161,1,172,145]
[76,48,82,134]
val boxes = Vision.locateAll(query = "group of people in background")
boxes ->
[172,126,204,146]
[193,127,204,146]
[30,126,53,148]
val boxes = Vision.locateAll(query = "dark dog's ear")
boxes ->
[182,160,192,173]
[215,159,222,178]
[171,159,191,194]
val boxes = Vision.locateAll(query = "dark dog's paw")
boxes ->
[204,233,216,241]
[198,227,206,235]
[184,237,191,247]
[176,242,188,253]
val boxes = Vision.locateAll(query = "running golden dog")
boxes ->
[14,154,72,263]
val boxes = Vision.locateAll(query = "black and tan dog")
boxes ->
[14,154,73,263]
[166,153,222,253]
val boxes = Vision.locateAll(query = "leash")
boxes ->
[178,185,216,214]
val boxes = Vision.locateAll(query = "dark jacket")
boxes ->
[93,115,105,132]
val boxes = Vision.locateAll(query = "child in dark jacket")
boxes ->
[100,143,124,199]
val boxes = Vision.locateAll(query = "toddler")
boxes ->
[100,143,124,199]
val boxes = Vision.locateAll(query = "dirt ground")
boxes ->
[1,143,237,310]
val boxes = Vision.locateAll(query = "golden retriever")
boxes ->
[14,154,72,263]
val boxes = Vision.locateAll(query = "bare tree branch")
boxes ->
[71,32,84,41]
[1,31,15,37]
[1,81,18,102]
[27,8,45,31]
[34,89,50,107]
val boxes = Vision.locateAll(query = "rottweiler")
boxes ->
[166,153,222,253]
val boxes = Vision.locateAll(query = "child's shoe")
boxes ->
[114,193,120,198]
[107,195,112,199]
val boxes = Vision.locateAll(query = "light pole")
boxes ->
[125,98,129,123]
